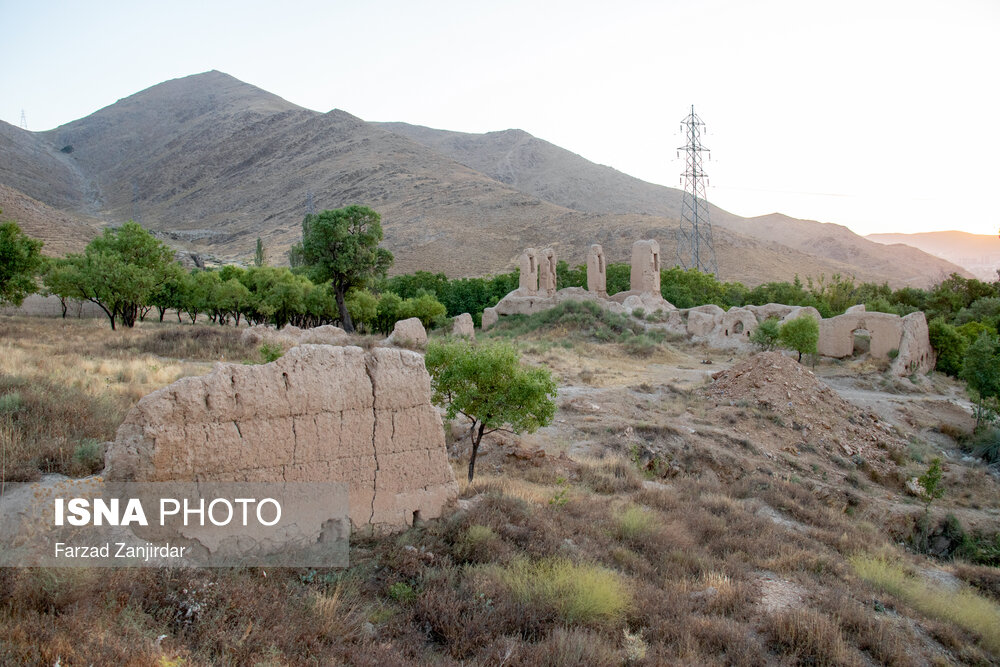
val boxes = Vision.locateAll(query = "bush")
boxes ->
[258,343,283,363]
[750,317,781,351]
[928,317,967,377]
[616,505,658,542]
[481,558,631,624]
[779,314,819,362]
[969,427,1000,464]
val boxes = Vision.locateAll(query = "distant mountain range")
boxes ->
[0,70,970,287]
[867,231,999,282]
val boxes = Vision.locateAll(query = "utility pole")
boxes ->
[675,105,718,275]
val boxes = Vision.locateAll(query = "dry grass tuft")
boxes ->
[851,554,1000,655]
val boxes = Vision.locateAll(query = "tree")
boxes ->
[0,218,44,307]
[928,318,968,377]
[779,314,819,362]
[376,292,403,335]
[345,289,378,332]
[254,237,267,267]
[917,457,945,513]
[399,292,447,328]
[50,222,177,329]
[960,331,1000,430]
[425,340,557,482]
[750,317,781,351]
[295,206,393,332]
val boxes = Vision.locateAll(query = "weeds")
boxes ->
[851,554,1000,654]
[477,557,631,624]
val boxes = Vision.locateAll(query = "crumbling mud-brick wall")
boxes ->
[105,345,458,533]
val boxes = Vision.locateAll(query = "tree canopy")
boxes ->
[43,222,178,329]
[779,314,819,362]
[425,340,557,482]
[294,206,393,332]
[0,218,44,307]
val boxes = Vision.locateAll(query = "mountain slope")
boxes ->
[380,122,969,285]
[0,183,104,257]
[0,71,969,286]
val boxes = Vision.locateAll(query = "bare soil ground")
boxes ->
[1,315,998,665]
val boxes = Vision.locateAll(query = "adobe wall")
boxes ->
[105,344,458,533]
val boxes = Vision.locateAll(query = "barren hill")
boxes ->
[0,183,104,257]
[382,122,970,286]
[868,231,1000,281]
[0,71,969,286]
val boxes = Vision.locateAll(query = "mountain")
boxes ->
[0,183,104,257]
[867,231,1000,281]
[0,71,969,286]
[380,122,970,286]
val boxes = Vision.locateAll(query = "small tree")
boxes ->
[960,331,1000,430]
[49,222,177,329]
[294,206,393,333]
[779,314,819,362]
[917,457,945,513]
[928,317,968,377]
[750,317,781,351]
[426,340,557,482]
[0,218,44,307]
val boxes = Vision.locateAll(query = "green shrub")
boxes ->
[928,317,967,377]
[481,558,631,624]
[969,427,1000,464]
[387,581,417,603]
[751,317,781,351]
[71,439,104,475]
[779,314,819,362]
[616,505,657,541]
[258,343,283,363]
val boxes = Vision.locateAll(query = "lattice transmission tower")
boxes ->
[19,110,27,130]
[675,105,718,275]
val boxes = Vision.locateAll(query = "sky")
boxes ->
[1,0,998,237]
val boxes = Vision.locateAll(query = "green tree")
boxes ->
[425,340,557,482]
[51,222,177,329]
[345,289,379,332]
[917,457,945,512]
[750,317,781,351]
[927,317,967,377]
[960,332,1000,430]
[295,206,393,333]
[779,314,819,362]
[0,218,44,307]
[399,292,447,329]
[376,292,403,335]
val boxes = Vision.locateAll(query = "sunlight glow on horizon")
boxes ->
[1,0,997,238]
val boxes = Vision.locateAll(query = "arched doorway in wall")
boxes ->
[852,328,871,356]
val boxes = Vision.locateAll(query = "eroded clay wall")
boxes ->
[105,345,458,532]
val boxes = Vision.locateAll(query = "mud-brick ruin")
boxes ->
[483,240,935,376]
[106,345,459,533]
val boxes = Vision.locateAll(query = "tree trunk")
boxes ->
[157,306,166,322]
[467,422,486,483]
[59,298,67,319]
[335,286,355,333]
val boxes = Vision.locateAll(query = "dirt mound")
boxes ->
[705,352,906,473]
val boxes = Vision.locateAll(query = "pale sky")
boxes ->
[1,0,997,237]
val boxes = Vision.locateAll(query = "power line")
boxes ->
[675,105,718,275]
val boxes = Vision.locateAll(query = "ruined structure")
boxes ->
[452,312,475,339]
[540,248,558,296]
[630,239,661,294]
[105,345,458,533]
[385,317,428,348]
[587,244,607,297]
[518,248,539,295]
[481,241,934,376]
[817,306,933,374]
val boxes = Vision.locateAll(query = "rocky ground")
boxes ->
[1,314,999,665]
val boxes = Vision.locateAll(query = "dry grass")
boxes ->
[0,314,997,664]
[851,554,1000,655]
